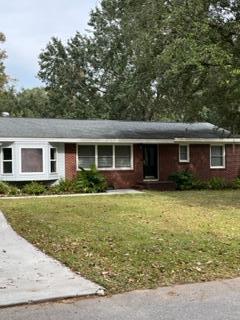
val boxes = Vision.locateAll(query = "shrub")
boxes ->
[232,177,240,189]
[0,181,11,195]
[9,185,21,196]
[53,179,75,193]
[207,177,227,190]
[74,165,108,193]
[169,170,195,190]
[22,182,46,195]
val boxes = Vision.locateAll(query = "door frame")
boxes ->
[143,144,159,181]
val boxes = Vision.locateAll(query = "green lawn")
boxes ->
[1,190,240,294]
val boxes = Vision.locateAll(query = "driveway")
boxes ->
[1,277,240,319]
[0,279,240,320]
[0,212,102,307]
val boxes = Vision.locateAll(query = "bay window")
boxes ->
[78,145,133,170]
[210,145,225,168]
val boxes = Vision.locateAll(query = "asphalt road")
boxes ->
[1,277,240,320]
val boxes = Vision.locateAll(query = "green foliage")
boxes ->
[169,170,195,190]
[74,165,108,193]
[0,87,51,118]
[233,177,240,189]
[207,177,228,190]
[0,181,11,195]
[51,179,75,194]
[0,32,7,92]
[8,185,21,196]
[36,1,240,131]
[169,171,231,190]
[22,182,46,195]
[0,182,20,196]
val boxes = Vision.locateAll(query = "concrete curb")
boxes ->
[0,189,143,200]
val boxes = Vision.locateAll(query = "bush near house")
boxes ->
[75,165,108,193]
[169,170,240,191]
[22,181,46,195]
[0,166,108,197]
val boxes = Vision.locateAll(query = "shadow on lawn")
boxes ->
[159,189,240,211]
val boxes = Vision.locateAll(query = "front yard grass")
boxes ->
[1,190,240,294]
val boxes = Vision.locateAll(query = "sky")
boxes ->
[0,0,99,89]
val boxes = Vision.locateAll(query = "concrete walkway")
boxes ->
[0,212,103,308]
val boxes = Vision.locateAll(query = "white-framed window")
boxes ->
[50,148,57,173]
[77,144,133,170]
[115,145,132,168]
[98,145,113,168]
[210,145,225,169]
[21,148,44,173]
[78,145,96,169]
[179,145,190,163]
[2,147,13,174]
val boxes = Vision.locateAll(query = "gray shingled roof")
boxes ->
[0,117,231,139]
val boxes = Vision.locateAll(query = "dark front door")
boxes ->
[143,144,158,180]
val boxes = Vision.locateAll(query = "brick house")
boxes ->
[0,117,238,189]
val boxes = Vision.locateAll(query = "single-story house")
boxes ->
[0,117,239,189]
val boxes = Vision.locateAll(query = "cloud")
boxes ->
[0,0,99,89]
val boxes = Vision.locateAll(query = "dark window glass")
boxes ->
[3,162,12,174]
[3,148,12,160]
[50,148,56,160]
[51,161,56,173]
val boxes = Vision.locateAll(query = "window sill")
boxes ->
[77,167,134,171]
[210,166,226,169]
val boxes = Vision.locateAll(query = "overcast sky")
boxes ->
[0,0,99,89]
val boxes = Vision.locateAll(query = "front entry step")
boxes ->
[134,181,176,191]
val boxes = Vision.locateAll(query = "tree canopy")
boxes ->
[1,1,240,132]
[0,32,8,92]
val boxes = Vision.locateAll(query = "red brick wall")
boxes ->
[65,144,77,180]
[159,144,240,181]
[101,145,143,188]
[65,143,240,188]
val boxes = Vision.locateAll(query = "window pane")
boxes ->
[21,148,43,173]
[211,146,223,157]
[78,145,95,169]
[3,148,12,160]
[50,148,56,160]
[51,161,56,173]
[98,146,113,168]
[78,145,95,157]
[3,161,12,174]
[211,157,223,167]
[115,146,131,168]
[180,145,188,161]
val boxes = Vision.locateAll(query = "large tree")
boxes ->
[0,87,51,117]
[38,0,240,132]
[0,32,8,92]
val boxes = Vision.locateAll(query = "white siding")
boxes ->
[0,141,65,183]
